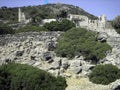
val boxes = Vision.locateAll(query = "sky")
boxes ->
[0,0,120,20]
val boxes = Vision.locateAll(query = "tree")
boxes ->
[89,64,120,85]
[0,22,14,34]
[57,10,68,19]
[0,63,67,90]
[15,25,48,33]
[55,28,111,63]
[44,19,75,31]
[112,15,120,29]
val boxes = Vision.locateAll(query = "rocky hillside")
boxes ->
[0,3,97,22]
[0,31,93,77]
[0,29,120,90]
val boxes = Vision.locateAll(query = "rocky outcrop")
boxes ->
[0,30,120,90]
[0,31,93,78]
[97,32,108,42]
[97,29,120,69]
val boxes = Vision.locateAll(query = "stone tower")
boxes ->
[18,8,26,23]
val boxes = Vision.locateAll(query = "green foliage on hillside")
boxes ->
[112,15,120,34]
[43,19,75,31]
[55,28,111,63]
[89,64,120,85]
[115,28,120,34]
[0,63,67,90]
[0,4,97,24]
[15,25,48,33]
[112,15,120,29]
[0,7,18,22]
[0,22,15,34]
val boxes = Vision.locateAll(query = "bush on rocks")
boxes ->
[0,63,67,90]
[43,19,75,31]
[15,25,48,33]
[0,22,15,34]
[89,64,120,85]
[55,28,111,63]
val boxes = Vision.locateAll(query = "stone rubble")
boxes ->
[0,31,91,78]
[0,29,120,89]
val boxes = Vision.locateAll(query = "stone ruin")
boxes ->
[18,8,31,24]
[67,14,106,31]
[18,7,107,30]
[18,8,26,23]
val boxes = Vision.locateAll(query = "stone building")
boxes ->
[67,14,106,30]
[18,8,31,24]
[67,14,89,27]
[18,8,26,22]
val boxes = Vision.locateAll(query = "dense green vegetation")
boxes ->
[0,19,74,34]
[0,4,97,24]
[0,6,18,22]
[112,15,120,29]
[89,64,120,85]
[0,63,67,90]
[55,28,111,63]
[0,22,48,34]
[0,22,15,34]
[112,15,120,34]
[15,25,48,33]
[44,19,75,31]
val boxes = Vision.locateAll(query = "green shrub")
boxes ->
[89,64,120,85]
[0,22,15,34]
[0,63,67,90]
[43,19,75,31]
[55,28,111,63]
[16,25,48,33]
[115,28,120,34]
[112,15,120,29]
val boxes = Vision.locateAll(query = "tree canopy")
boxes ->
[89,64,120,85]
[0,63,67,90]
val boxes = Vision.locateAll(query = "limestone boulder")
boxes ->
[61,58,69,69]
[15,50,24,56]
[82,64,95,71]
[69,60,81,67]
[50,59,61,69]
[68,66,82,74]
[97,32,108,42]
[48,69,60,77]
[42,52,53,63]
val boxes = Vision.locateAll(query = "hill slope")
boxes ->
[0,3,97,23]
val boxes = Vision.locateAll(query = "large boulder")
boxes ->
[48,69,60,77]
[97,32,108,42]
[68,60,82,74]
[50,59,61,69]
[42,52,54,63]
[15,50,24,56]
[68,66,82,74]
[46,40,56,51]
[61,58,69,69]
[69,60,81,67]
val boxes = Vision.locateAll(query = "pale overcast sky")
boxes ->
[0,0,120,20]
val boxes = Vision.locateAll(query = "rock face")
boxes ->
[0,31,92,78]
[0,29,120,89]
[98,29,120,69]
[97,32,108,42]
[1,29,120,78]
